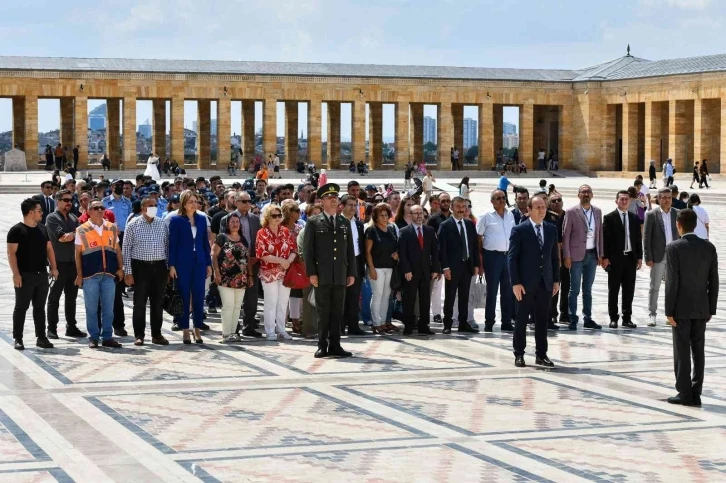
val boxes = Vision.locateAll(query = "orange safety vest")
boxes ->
[76,221,119,278]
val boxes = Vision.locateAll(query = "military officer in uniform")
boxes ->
[303,183,356,358]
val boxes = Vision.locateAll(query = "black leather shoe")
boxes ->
[242,329,264,338]
[547,323,559,331]
[402,328,414,335]
[314,347,328,358]
[200,323,211,331]
[535,356,555,367]
[433,315,442,324]
[102,339,122,348]
[36,337,54,349]
[693,396,702,406]
[609,320,618,329]
[65,326,87,338]
[442,326,452,334]
[515,356,526,367]
[559,315,570,323]
[47,331,59,340]
[113,327,128,337]
[501,323,514,332]
[347,327,368,336]
[418,327,436,335]
[583,320,602,330]
[328,346,352,358]
[14,340,25,350]
[88,339,98,348]
[458,324,479,333]
[667,394,695,406]
[622,321,637,329]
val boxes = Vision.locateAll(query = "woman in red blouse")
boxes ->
[256,203,298,340]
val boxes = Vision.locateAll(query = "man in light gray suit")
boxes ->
[643,187,680,327]
[562,184,604,331]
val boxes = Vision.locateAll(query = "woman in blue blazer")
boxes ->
[169,190,212,344]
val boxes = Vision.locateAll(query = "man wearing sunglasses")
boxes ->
[547,193,568,327]
[45,189,87,340]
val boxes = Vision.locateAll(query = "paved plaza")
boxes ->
[0,178,725,482]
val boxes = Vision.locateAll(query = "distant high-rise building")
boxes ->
[463,117,477,149]
[423,116,437,144]
[138,119,152,138]
[503,122,517,135]
[88,103,107,131]
[503,134,519,149]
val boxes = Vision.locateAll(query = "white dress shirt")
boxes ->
[617,209,631,253]
[477,209,515,252]
[660,207,674,245]
[348,216,360,257]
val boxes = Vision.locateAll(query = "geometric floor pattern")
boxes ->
[0,185,725,482]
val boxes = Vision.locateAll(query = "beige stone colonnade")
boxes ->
[2,56,726,173]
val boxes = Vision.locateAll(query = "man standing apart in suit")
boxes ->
[508,196,559,367]
[665,209,718,406]
[438,196,480,334]
[563,184,604,330]
[304,183,355,358]
[399,205,439,335]
[643,188,680,327]
[34,181,56,225]
[603,191,643,329]
[340,194,368,336]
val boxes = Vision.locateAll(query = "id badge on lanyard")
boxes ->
[584,209,594,240]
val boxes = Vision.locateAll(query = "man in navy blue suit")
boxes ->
[508,196,560,367]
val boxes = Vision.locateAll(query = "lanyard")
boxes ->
[582,208,593,232]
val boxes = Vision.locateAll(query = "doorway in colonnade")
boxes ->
[499,106,520,170]
[533,105,561,171]
[277,101,308,171]
[321,101,351,169]
[86,99,123,170]
[37,98,63,171]
[457,105,479,168]
[0,98,12,164]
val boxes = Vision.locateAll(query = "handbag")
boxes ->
[162,280,184,316]
[472,275,486,309]
[283,259,310,289]
[390,262,403,291]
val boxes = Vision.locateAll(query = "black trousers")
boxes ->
[315,284,345,349]
[131,260,167,339]
[241,274,260,332]
[551,263,570,321]
[342,274,362,332]
[443,264,473,328]
[700,175,710,188]
[513,280,550,358]
[672,319,706,401]
[47,261,79,332]
[402,272,432,330]
[607,253,637,323]
[113,232,126,329]
[13,272,49,340]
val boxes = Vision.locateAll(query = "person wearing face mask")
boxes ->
[122,197,170,346]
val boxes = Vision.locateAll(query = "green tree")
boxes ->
[466,145,478,158]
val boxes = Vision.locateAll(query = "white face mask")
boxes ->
[146,207,158,218]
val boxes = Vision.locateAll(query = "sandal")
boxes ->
[385,323,400,333]
[371,326,388,335]
[291,320,302,334]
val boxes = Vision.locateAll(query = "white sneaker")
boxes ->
[266,333,277,341]
[277,331,293,340]
[648,315,656,327]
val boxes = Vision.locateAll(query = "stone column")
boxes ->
[60,98,74,150]
[519,103,534,169]
[351,100,366,167]
[452,104,464,166]
[307,100,322,168]
[601,104,617,170]
[479,102,493,169]
[12,97,26,152]
[170,97,185,168]
[241,100,256,169]
[644,101,661,168]
[152,99,167,159]
[23,96,38,165]
[395,101,410,169]
[438,102,453,170]
[106,99,120,169]
[410,103,423,165]
[284,101,298,170]
[721,96,726,173]
[493,104,503,153]
[217,97,231,170]
[622,102,639,172]
[694,98,704,167]
[559,103,573,170]
[668,100,677,172]
[122,97,136,170]
[197,100,211,169]
[263,99,277,164]
[368,102,383,169]
[73,96,87,171]
[326,102,340,168]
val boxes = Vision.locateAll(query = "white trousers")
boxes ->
[430,276,443,316]
[289,296,302,319]
[218,286,245,336]
[453,274,477,322]
[369,268,393,327]
[262,280,291,336]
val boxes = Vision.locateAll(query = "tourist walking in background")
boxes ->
[452,147,460,170]
[649,160,657,189]
[421,170,434,208]
[699,159,710,188]
[690,162,700,189]
[8,198,59,350]
[458,176,473,200]
[664,158,675,186]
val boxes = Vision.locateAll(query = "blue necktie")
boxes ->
[536,224,543,249]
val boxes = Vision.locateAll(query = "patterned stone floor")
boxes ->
[0,184,725,482]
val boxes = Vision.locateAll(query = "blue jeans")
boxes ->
[568,250,598,324]
[83,274,116,341]
[360,277,372,324]
[482,250,512,325]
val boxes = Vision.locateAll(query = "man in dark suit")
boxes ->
[33,181,56,225]
[508,196,560,368]
[399,204,440,335]
[438,196,480,334]
[340,194,367,336]
[602,190,643,329]
[304,183,356,358]
[665,209,719,406]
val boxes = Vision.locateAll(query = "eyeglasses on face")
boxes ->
[91,206,105,211]
[270,213,283,219]
[551,198,562,203]
[467,205,472,209]
[237,199,251,204]
[60,198,73,203]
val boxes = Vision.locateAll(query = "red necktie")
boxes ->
[417,226,424,249]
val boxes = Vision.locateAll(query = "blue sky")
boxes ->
[1,0,725,140]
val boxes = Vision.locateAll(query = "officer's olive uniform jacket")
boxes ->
[303,213,357,286]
